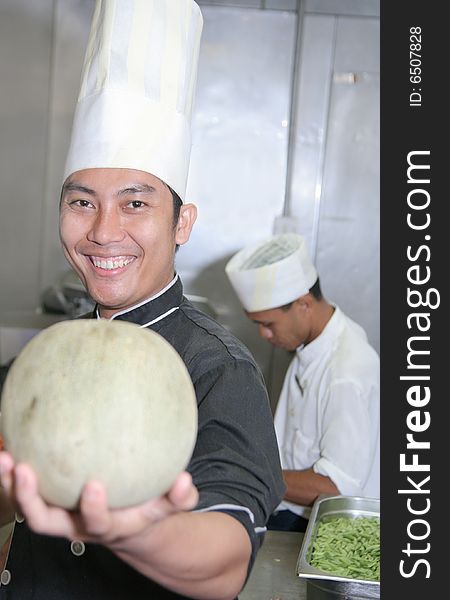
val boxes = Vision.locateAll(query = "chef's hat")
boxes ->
[63,0,203,201]
[225,233,318,312]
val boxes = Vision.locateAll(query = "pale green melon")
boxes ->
[0,319,197,509]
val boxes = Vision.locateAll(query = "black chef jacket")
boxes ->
[0,275,285,599]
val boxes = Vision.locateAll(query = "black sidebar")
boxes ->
[381,1,445,598]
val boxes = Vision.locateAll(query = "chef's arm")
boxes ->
[113,510,251,600]
[283,468,339,506]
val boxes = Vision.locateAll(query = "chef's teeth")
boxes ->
[92,258,132,270]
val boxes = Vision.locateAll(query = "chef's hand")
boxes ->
[0,450,251,600]
[0,450,198,546]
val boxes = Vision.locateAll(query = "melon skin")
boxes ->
[0,319,198,510]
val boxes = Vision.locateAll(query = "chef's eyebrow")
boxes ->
[117,184,157,195]
[252,319,272,326]
[62,182,97,196]
[60,182,157,199]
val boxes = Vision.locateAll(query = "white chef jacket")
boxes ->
[274,306,380,518]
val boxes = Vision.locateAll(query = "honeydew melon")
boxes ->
[0,319,197,509]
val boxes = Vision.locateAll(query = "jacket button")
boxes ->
[0,569,11,585]
[70,540,85,556]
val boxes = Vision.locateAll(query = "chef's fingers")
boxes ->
[78,480,162,541]
[166,471,198,511]
[134,471,198,525]
[83,472,199,542]
[78,480,112,537]
[17,471,201,545]
[11,463,80,539]
[0,452,15,495]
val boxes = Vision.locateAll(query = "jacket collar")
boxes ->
[95,274,182,328]
[296,304,343,368]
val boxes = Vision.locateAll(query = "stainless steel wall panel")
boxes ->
[315,17,379,351]
[198,0,297,8]
[287,14,335,254]
[0,0,53,314]
[304,0,379,17]
[334,15,380,72]
[265,0,298,10]
[270,10,379,407]
[182,7,295,278]
[198,0,262,8]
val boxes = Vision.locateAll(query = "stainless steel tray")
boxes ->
[296,495,380,599]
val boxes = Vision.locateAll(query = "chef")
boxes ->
[0,1,284,598]
[226,233,380,532]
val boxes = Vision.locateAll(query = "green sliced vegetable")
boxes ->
[309,516,380,581]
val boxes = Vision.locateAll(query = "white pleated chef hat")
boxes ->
[225,233,318,312]
[63,0,203,201]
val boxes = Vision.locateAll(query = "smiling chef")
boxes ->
[0,1,284,598]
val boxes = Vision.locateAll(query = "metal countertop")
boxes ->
[240,531,307,600]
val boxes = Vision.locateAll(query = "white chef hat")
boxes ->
[225,233,318,312]
[63,0,203,201]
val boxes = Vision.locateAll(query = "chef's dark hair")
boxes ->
[169,186,183,227]
[169,186,183,252]
[280,278,322,311]
[308,278,322,301]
